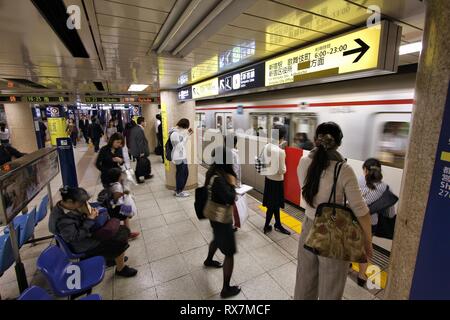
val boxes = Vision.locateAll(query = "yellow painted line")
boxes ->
[441,151,450,162]
[259,204,387,289]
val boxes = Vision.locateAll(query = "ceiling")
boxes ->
[0,0,425,96]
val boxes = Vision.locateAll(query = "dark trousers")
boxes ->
[135,156,151,178]
[93,138,100,152]
[265,207,282,228]
[70,132,78,147]
[175,161,189,193]
[82,129,89,143]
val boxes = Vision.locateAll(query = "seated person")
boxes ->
[106,168,140,240]
[48,186,137,277]
[0,144,25,166]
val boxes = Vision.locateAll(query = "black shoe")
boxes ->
[144,174,154,180]
[274,225,291,235]
[263,225,272,234]
[116,265,138,278]
[221,286,241,298]
[357,276,367,287]
[204,259,222,268]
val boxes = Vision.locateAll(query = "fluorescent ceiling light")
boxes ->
[128,84,149,92]
[399,42,422,55]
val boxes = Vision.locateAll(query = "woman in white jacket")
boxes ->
[169,118,193,197]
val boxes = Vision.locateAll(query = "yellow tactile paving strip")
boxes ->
[259,205,387,290]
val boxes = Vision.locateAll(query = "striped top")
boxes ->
[357,177,395,226]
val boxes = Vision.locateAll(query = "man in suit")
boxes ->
[89,116,103,152]
[79,115,90,144]
[129,116,153,183]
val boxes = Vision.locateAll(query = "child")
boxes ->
[107,168,140,240]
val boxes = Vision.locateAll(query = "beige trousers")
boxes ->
[294,218,349,300]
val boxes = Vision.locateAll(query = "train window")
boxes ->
[269,115,290,147]
[215,112,233,135]
[291,114,318,150]
[250,114,268,137]
[377,121,410,169]
[196,113,205,128]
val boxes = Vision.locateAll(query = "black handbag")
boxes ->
[368,186,398,214]
[375,214,396,240]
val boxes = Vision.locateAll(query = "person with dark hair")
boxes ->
[155,114,164,162]
[169,118,193,197]
[66,118,78,148]
[123,120,136,162]
[96,133,125,187]
[356,158,395,287]
[262,124,291,235]
[79,115,90,144]
[295,122,373,300]
[128,116,153,183]
[203,146,241,298]
[105,119,117,142]
[106,168,140,240]
[48,186,137,277]
[0,144,25,166]
[294,132,314,151]
[89,117,104,153]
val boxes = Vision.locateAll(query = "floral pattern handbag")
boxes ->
[303,162,367,263]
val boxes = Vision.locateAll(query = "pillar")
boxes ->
[141,103,159,153]
[385,0,450,299]
[3,103,38,153]
[160,91,198,190]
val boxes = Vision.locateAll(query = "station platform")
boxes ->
[0,142,382,300]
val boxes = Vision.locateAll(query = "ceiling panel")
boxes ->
[94,0,168,25]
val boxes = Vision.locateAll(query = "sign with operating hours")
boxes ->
[219,62,265,95]
[265,21,398,86]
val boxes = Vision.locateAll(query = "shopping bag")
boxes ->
[233,194,248,228]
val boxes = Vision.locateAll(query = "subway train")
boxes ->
[194,71,416,212]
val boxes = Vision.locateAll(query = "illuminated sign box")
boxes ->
[265,21,401,87]
[219,62,265,95]
[192,78,219,99]
[0,96,69,103]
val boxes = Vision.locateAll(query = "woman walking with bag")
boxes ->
[294,122,373,300]
[262,125,291,235]
[356,158,397,287]
[203,146,241,298]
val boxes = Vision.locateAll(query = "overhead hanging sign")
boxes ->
[0,95,69,103]
[218,62,265,95]
[178,87,192,101]
[84,96,121,103]
[192,78,219,99]
[265,20,401,87]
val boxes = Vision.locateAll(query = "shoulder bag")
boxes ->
[303,162,367,263]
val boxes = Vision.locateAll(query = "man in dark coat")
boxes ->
[89,117,103,152]
[128,116,153,183]
[79,115,90,144]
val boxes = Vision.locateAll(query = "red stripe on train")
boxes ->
[195,99,414,111]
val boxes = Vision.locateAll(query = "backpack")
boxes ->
[97,188,113,212]
[165,132,174,161]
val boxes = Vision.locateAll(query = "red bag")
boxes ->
[93,218,120,241]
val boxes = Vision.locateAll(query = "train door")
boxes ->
[369,113,411,169]
[268,114,290,145]
[290,113,318,150]
[215,112,233,135]
[196,113,205,163]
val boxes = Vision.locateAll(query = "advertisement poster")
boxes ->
[1,150,59,223]
[410,82,450,299]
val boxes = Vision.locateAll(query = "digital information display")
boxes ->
[0,96,69,103]
[84,97,121,103]
[192,78,219,99]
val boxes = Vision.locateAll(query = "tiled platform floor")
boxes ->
[0,142,381,300]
